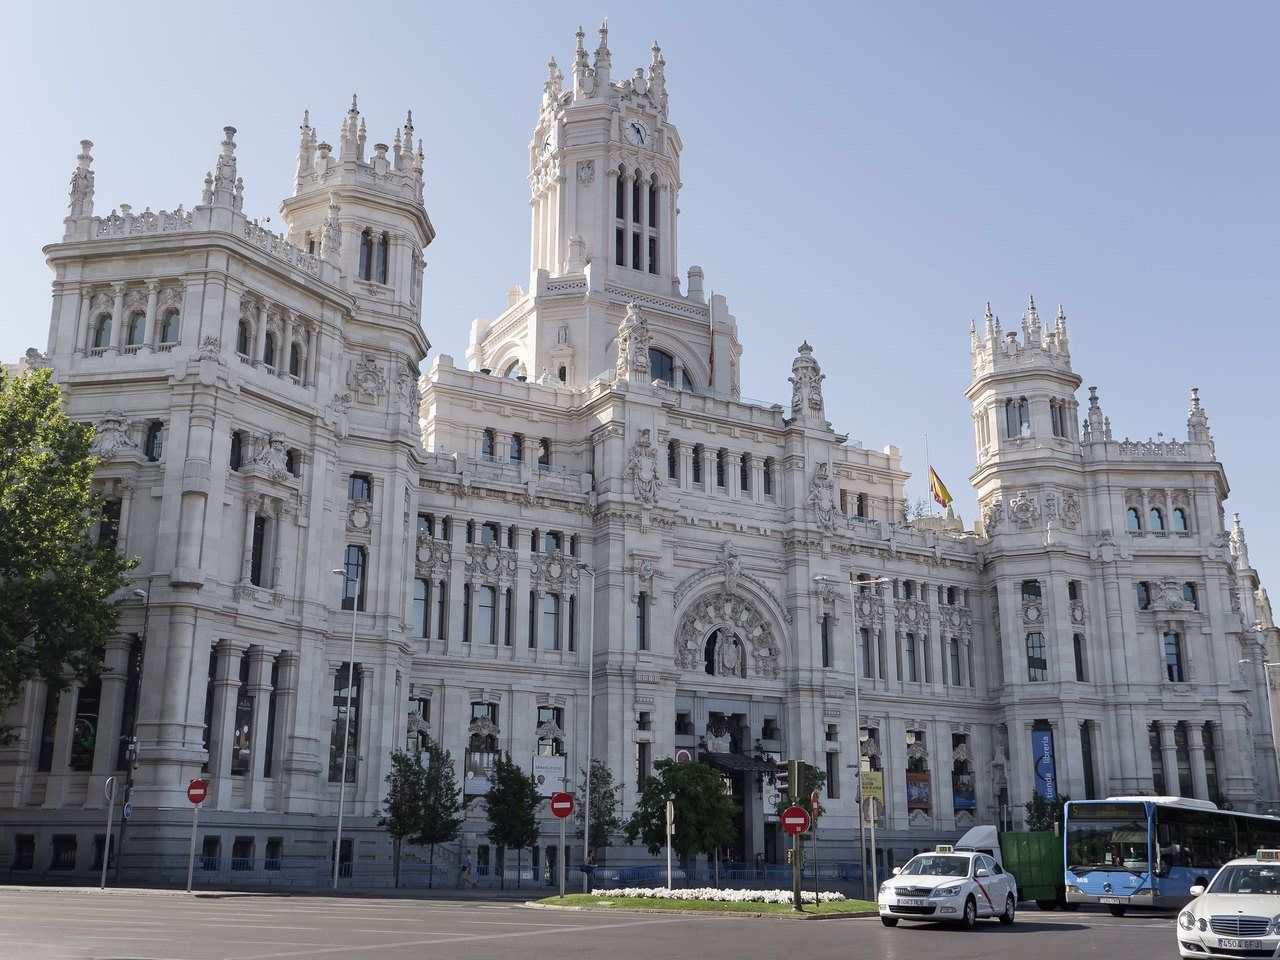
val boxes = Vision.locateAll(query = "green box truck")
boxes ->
[957,825,1080,911]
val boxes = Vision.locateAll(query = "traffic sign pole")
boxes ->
[558,813,566,899]
[665,799,674,890]
[549,791,574,899]
[184,779,207,893]
[790,760,801,911]
[100,777,117,890]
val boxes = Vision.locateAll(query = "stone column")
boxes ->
[208,641,244,811]
[269,501,285,593]
[1158,719,1180,795]
[253,301,268,367]
[141,281,159,350]
[1186,722,1209,800]
[109,283,126,352]
[77,289,93,354]
[750,456,764,504]
[701,447,714,494]
[306,327,320,386]
[728,452,743,500]
[679,444,694,492]
[238,496,258,584]
[247,647,274,809]
[41,680,79,808]
[89,637,135,790]
[271,651,299,809]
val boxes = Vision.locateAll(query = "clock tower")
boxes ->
[528,23,682,296]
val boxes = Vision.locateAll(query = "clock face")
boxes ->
[538,137,553,160]
[625,118,651,148]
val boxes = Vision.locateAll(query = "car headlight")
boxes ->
[934,884,963,897]
[879,882,890,895]
[1270,914,1280,936]
[1179,911,1196,930]
[1197,918,1208,932]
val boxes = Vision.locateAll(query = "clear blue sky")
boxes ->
[4,2,1277,588]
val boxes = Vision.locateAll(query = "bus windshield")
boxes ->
[1066,803,1149,875]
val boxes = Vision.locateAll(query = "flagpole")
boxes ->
[924,434,933,516]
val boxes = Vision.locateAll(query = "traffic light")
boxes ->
[773,759,791,801]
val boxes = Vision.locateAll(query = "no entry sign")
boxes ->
[186,779,208,805]
[781,804,810,836]
[550,792,574,819]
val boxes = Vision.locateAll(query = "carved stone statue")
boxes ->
[807,463,838,532]
[89,412,138,460]
[624,428,661,505]
[614,302,653,382]
[788,341,825,419]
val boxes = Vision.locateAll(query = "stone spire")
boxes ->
[1082,385,1110,442]
[1230,513,1251,571]
[1054,303,1070,355]
[614,303,653,383]
[789,341,826,420]
[648,41,668,115]
[544,56,563,103]
[339,95,361,160]
[211,126,238,207]
[983,301,996,341]
[1187,386,1213,445]
[593,20,612,89]
[572,25,591,97]
[1022,293,1041,346]
[294,110,315,185]
[66,139,95,219]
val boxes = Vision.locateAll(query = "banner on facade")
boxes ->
[464,750,497,796]
[531,754,567,798]
[861,770,885,825]
[906,771,932,811]
[952,773,976,811]
[1031,729,1057,801]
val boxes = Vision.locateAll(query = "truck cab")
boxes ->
[957,826,1004,868]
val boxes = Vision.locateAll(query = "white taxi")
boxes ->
[1178,850,1280,959]
[878,846,1018,929]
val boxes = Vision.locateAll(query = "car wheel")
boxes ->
[960,896,977,929]
[1108,905,1127,917]
[1035,899,1058,911]
[880,917,899,927]
[999,894,1016,925]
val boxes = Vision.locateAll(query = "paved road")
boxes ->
[0,890,1177,960]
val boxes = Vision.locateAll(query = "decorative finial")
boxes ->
[349,94,359,115]
[984,301,994,321]
[1190,386,1200,410]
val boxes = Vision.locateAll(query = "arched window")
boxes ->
[340,544,366,611]
[1173,507,1189,532]
[704,630,745,678]
[144,421,165,462]
[537,438,551,468]
[375,232,389,284]
[159,310,180,344]
[263,332,276,369]
[358,228,373,281]
[648,348,675,386]
[288,342,302,378]
[126,312,145,347]
[667,439,679,480]
[481,428,496,461]
[1126,507,1142,532]
[92,314,112,350]
[236,320,250,356]
[1149,507,1164,532]
[502,360,525,380]
[509,433,524,462]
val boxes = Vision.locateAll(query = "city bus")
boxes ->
[1064,797,1280,915]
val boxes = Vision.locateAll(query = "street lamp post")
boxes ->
[815,573,891,902]
[577,561,596,892]
[332,566,361,889]
[114,584,150,884]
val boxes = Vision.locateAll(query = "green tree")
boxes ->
[0,368,133,742]
[378,750,429,888]
[416,737,465,888]
[575,758,622,860]
[625,759,738,882]
[485,752,541,889]
[1024,793,1072,832]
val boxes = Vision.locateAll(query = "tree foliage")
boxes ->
[485,752,542,888]
[378,750,430,887]
[575,758,622,857]
[417,737,465,887]
[625,759,738,871]
[0,368,132,741]
[1024,793,1071,832]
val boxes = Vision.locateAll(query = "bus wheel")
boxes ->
[1035,899,1058,911]
[1108,905,1127,917]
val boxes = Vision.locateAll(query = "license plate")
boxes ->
[897,898,927,907]
[1218,940,1263,950]
[1098,896,1127,904]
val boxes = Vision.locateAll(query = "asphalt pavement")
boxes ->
[0,889,1177,960]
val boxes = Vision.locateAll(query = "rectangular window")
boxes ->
[200,835,222,871]
[416,513,433,539]
[232,836,255,871]
[636,593,648,651]
[434,580,448,639]
[615,228,624,266]
[504,589,513,645]
[647,236,658,274]
[858,628,873,679]
[877,631,887,681]
[1021,579,1041,602]
[636,740,651,792]
[542,593,561,650]
[477,585,496,644]
[567,595,576,652]
[1149,724,1166,795]
[68,677,101,771]
[328,664,360,783]
[821,615,832,669]
[904,633,919,682]
[477,844,490,877]
[826,751,839,799]
[1068,579,1080,602]
[98,498,122,548]
[340,545,367,611]
[966,641,975,688]
[347,473,371,501]
[249,515,267,586]
[1073,634,1087,682]
[544,530,561,553]
[413,579,429,638]
[528,591,538,648]
[762,716,780,740]
[1026,632,1048,681]
[462,584,472,642]
[922,637,932,683]
[856,493,868,518]
[481,522,500,546]
[537,706,565,756]
[116,640,142,770]
[1163,631,1186,682]
[949,638,962,687]
[265,837,283,871]
[263,658,279,778]
[631,231,640,269]
[201,648,215,772]
[50,835,77,871]
[11,835,34,871]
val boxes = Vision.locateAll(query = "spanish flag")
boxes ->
[929,466,953,509]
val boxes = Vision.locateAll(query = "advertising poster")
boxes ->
[532,754,566,797]
[952,772,976,811]
[464,750,496,796]
[1031,729,1057,801]
[906,770,932,811]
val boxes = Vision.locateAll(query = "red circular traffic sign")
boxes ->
[674,748,693,764]
[187,779,208,805]
[550,792,574,819]
[781,804,810,836]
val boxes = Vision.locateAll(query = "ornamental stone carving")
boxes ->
[853,593,885,625]
[250,432,290,482]
[531,551,581,593]
[89,411,138,460]
[1022,600,1043,624]
[464,542,518,583]
[577,160,594,185]
[716,539,742,598]
[1152,577,1193,612]
[407,708,429,741]
[23,347,51,370]
[1061,490,1081,529]
[806,462,838,532]
[624,427,661,505]
[196,336,225,364]
[895,598,930,630]
[981,498,1004,532]
[346,498,373,534]
[614,302,652,382]
[321,193,342,258]
[468,716,500,740]
[1008,490,1040,527]
[348,352,386,403]
[789,341,825,419]
[325,392,352,439]
[415,536,451,576]
[940,603,973,639]
[674,592,780,679]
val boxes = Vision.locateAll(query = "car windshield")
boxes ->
[1208,866,1280,895]
[1067,804,1149,875]
[900,855,970,877]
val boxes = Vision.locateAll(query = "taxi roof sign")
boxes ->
[1256,849,1280,861]
[935,844,955,853]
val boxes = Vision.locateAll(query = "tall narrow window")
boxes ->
[263,332,276,369]
[631,176,641,223]
[1203,723,1220,799]
[358,229,373,281]
[98,498,122,548]
[413,579,429,638]
[435,580,448,639]
[1021,579,1041,602]
[648,179,657,227]
[615,170,625,219]
[144,421,165,461]
[715,449,726,487]
[821,615,832,669]
[858,628,873,679]
[649,348,675,386]
[1005,399,1018,439]
[856,492,868,517]
[1026,632,1047,681]
[615,228,624,266]
[763,458,774,496]
[504,589,513,645]
[1163,631,1186,682]
[1136,581,1151,610]
[328,665,360,783]
[631,231,640,269]
[477,585,496,645]
[231,655,253,776]
[462,584,472,642]
[528,590,538,648]
[126,312,145,347]
[949,638,962,686]
[692,446,703,484]
[1183,582,1198,610]
[289,342,302,378]
[93,314,112,349]
[647,236,658,274]
[740,455,750,493]
[375,233,389,285]
[1018,398,1031,436]
[159,310,180,345]
[567,595,576,652]
[1080,723,1097,799]
[636,592,648,650]
[229,431,244,471]
[236,320,250,355]
[1149,507,1165,532]
[542,594,561,650]
[68,677,101,771]
[249,516,268,586]
[1073,634,1087,682]
[481,428,496,460]
[904,632,918,682]
[1149,723,1167,795]
[538,438,551,469]
[510,433,524,462]
[340,545,366,611]
[667,440,679,480]
[1173,508,1189,532]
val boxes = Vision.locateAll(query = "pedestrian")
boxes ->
[583,850,596,894]
[459,849,476,889]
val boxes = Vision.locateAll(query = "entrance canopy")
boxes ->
[700,751,777,775]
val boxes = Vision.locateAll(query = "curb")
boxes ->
[524,900,878,921]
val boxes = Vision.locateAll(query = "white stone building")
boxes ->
[1,25,1276,884]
